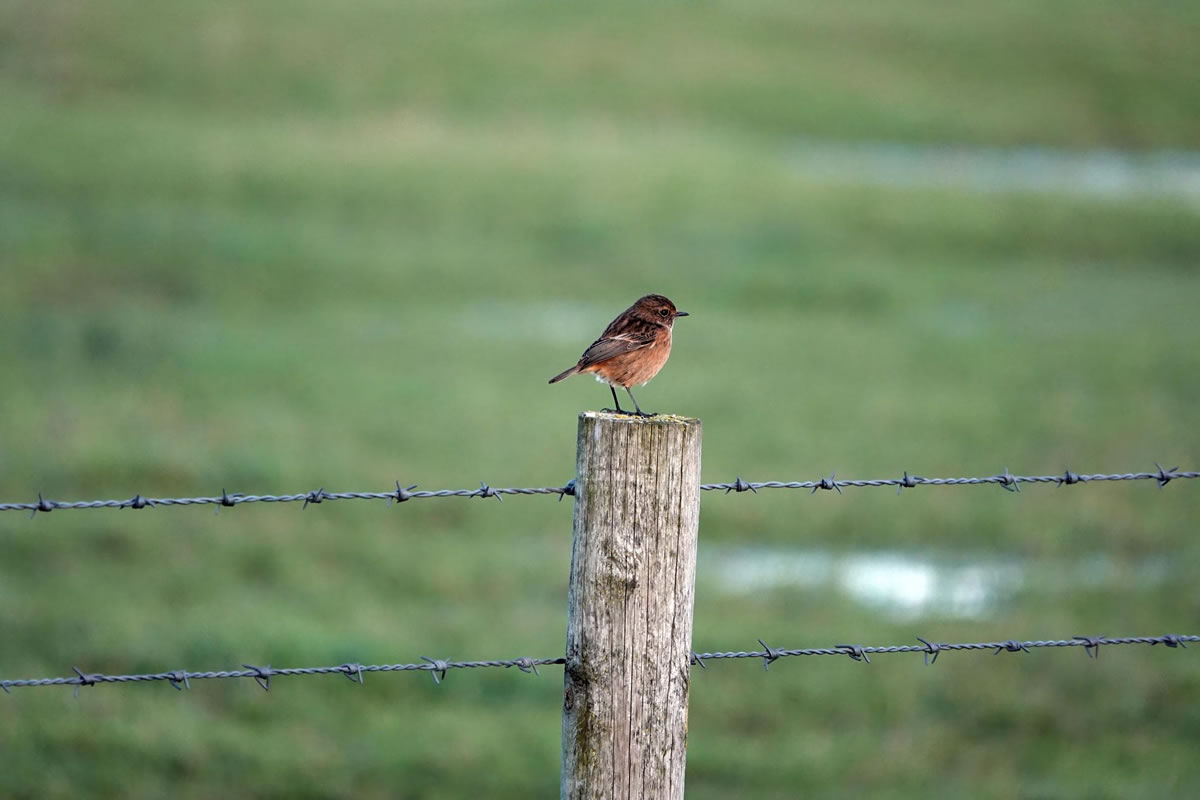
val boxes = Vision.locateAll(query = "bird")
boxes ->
[548,294,688,417]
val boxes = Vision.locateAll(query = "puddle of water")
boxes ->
[788,140,1200,203]
[702,546,1167,621]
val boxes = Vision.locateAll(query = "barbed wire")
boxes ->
[0,465,1194,516]
[0,481,578,515]
[0,655,566,695]
[3,635,1192,694]
[701,464,1196,495]
[688,633,1196,668]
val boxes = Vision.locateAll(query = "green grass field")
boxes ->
[2,1,1199,797]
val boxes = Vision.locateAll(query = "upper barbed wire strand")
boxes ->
[1,466,1195,514]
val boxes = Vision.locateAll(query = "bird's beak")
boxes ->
[675,311,689,317]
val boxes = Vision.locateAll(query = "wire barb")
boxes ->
[72,666,97,686]
[391,482,417,505]
[421,657,450,684]
[512,657,540,676]
[123,494,153,510]
[242,664,273,691]
[757,639,782,671]
[1057,470,1081,487]
[71,667,99,698]
[1155,463,1180,488]
[1074,636,1105,659]
[725,476,757,495]
[897,471,922,495]
[472,483,501,502]
[811,472,841,495]
[917,637,943,665]
[837,644,870,663]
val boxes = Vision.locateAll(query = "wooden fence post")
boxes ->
[561,411,703,800]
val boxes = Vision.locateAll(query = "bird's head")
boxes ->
[634,294,689,326]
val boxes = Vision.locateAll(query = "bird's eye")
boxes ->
[659,308,670,317]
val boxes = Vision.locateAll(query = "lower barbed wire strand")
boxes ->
[3,636,1194,692]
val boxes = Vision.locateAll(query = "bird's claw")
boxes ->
[601,407,655,417]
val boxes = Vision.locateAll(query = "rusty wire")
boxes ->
[1,465,1194,515]
[2,635,1193,694]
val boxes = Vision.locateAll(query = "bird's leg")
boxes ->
[602,385,631,415]
[626,387,655,417]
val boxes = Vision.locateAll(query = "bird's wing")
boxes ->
[577,328,657,369]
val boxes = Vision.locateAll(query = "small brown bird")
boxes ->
[549,294,688,417]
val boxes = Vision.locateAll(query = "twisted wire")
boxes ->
[689,634,1196,668]
[1,465,1194,514]
[701,464,1195,494]
[3,635,1192,693]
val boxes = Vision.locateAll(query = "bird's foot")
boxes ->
[601,407,637,416]
[632,410,657,418]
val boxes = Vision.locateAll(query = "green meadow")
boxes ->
[2,1,1198,797]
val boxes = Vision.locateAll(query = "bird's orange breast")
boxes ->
[584,329,673,388]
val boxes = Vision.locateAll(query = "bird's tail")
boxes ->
[548,365,581,384]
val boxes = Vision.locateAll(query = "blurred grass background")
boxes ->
[2,0,1199,797]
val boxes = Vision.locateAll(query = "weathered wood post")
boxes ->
[562,411,702,800]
